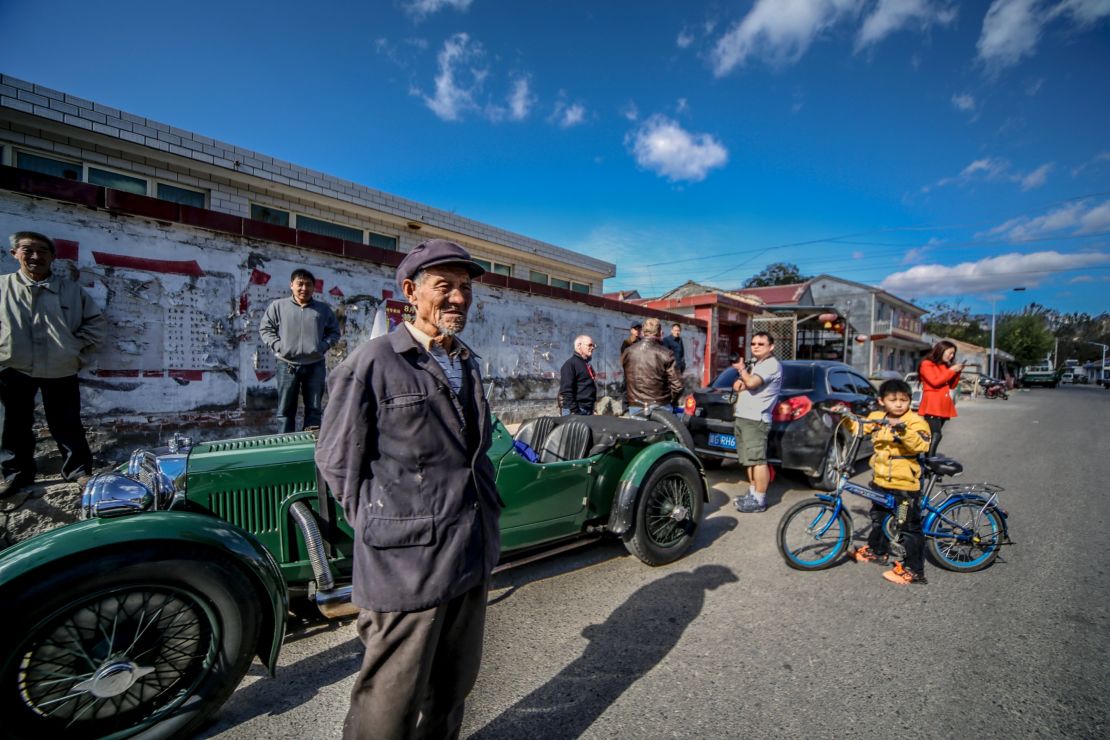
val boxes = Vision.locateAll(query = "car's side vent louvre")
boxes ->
[207,480,313,533]
[202,432,315,453]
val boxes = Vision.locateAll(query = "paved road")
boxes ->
[202,386,1109,739]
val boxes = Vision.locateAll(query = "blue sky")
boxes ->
[2,0,1108,315]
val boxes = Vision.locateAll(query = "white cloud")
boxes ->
[856,0,957,51]
[852,250,866,260]
[487,76,534,122]
[1072,150,1110,176]
[677,28,695,48]
[981,198,1110,240]
[1020,162,1053,190]
[676,98,689,114]
[977,0,1110,71]
[977,0,1044,70]
[627,115,729,182]
[951,92,976,111]
[419,34,534,124]
[420,33,484,121]
[621,102,640,121]
[557,102,586,128]
[710,0,862,75]
[881,250,1110,296]
[928,157,1054,191]
[1054,0,1110,26]
[403,0,472,21]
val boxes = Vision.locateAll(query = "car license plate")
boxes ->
[708,432,736,450]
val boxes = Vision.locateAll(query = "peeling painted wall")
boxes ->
[1,194,705,429]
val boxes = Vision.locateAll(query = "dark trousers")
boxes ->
[275,360,326,433]
[0,368,93,481]
[924,415,947,455]
[344,581,489,740]
[868,482,924,575]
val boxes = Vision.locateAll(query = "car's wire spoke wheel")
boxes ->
[15,585,217,735]
[624,456,704,565]
[2,550,261,740]
[644,474,696,547]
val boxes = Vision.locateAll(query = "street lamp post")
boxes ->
[989,287,1026,378]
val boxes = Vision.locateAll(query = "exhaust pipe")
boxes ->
[288,501,359,619]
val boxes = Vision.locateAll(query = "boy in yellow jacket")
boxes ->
[845,379,932,585]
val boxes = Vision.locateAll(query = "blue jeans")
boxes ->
[275,360,326,433]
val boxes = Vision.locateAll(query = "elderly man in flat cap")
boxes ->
[316,239,501,740]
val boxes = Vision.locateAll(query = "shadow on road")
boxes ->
[470,564,738,739]
[198,634,364,737]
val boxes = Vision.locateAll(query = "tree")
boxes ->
[742,263,811,288]
[996,314,1055,367]
[921,301,988,345]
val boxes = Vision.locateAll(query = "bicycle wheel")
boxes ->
[777,499,852,570]
[927,499,1005,572]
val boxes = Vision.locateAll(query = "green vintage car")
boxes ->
[0,412,705,739]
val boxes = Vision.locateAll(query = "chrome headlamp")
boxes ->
[82,444,189,519]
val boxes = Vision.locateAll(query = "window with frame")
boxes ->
[827,370,856,395]
[15,151,82,181]
[368,232,398,251]
[297,215,363,243]
[251,204,290,227]
[550,277,570,290]
[156,182,205,208]
[473,258,512,276]
[571,282,590,294]
[529,270,550,284]
[87,166,147,195]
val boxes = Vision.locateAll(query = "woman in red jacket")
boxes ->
[918,340,965,455]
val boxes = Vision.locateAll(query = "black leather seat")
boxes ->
[921,455,963,477]
[540,421,593,463]
[514,417,557,455]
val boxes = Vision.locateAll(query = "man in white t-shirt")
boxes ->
[732,331,783,513]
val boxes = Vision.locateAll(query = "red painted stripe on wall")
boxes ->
[168,369,204,381]
[54,239,79,260]
[92,252,205,277]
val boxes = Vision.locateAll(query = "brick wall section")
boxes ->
[0,73,614,282]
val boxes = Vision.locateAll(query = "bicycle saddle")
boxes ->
[921,456,963,477]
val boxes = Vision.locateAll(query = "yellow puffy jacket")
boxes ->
[847,410,932,491]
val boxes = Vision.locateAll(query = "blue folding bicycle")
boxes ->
[776,410,1012,572]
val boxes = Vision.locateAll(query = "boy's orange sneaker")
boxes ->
[882,561,927,585]
[848,545,889,565]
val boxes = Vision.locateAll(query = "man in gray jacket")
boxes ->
[0,231,106,497]
[316,240,501,740]
[259,268,340,433]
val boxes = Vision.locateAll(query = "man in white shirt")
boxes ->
[732,331,782,513]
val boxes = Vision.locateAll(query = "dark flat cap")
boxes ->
[631,322,643,330]
[396,239,485,288]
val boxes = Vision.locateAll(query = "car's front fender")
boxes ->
[606,442,706,536]
[0,512,288,675]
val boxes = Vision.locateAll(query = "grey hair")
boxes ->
[9,231,55,254]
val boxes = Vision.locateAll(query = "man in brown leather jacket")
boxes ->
[622,317,683,415]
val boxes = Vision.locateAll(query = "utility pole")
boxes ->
[1091,342,1108,384]
[989,287,1026,377]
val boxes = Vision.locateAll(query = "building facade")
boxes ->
[0,74,705,429]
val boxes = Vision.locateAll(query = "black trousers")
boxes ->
[0,368,93,481]
[868,482,924,575]
[344,581,489,740]
[924,415,947,456]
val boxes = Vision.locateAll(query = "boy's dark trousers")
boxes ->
[868,482,924,575]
